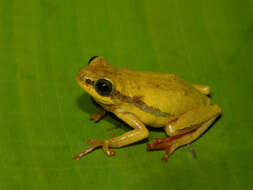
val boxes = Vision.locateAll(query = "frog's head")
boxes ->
[77,56,119,105]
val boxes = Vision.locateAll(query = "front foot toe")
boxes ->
[74,139,102,160]
[102,140,116,157]
[74,138,115,160]
[90,114,101,122]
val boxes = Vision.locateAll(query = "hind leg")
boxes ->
[147,105,221,162]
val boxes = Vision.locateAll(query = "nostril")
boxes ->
[85,78,94,85]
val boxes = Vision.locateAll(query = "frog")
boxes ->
[74,56,221,162]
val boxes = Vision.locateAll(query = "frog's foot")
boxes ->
[146,131,196,162]
[147,140,176,162]
[74,138,115,160]
[90,114,103,122]
[90,109,106,123]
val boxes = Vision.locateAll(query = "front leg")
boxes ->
[74,112,149,160]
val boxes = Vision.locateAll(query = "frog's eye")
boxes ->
[88,56,98,65]
[94,79,114,96]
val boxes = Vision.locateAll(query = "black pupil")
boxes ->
[95,79,113,96]
[97,82,109,91]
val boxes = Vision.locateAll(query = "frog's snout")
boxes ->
[76,71,83,82]
[76,71,94,88]
[76,71,86,86]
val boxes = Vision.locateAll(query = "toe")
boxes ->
[108,150,116,157]
[146,144,152,150]
[161,156,168,162]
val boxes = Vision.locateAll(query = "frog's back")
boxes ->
[114,68,210,117]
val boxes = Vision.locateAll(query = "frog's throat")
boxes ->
[112,90,173,118]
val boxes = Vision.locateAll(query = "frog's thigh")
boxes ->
[192,84,210,95]
[165,104,221,136]
[162,114,220,158]
[108,112,149,148]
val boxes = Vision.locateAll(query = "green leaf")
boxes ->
[0,0,252,189]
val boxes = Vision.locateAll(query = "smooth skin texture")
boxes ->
[75,57,221,161]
